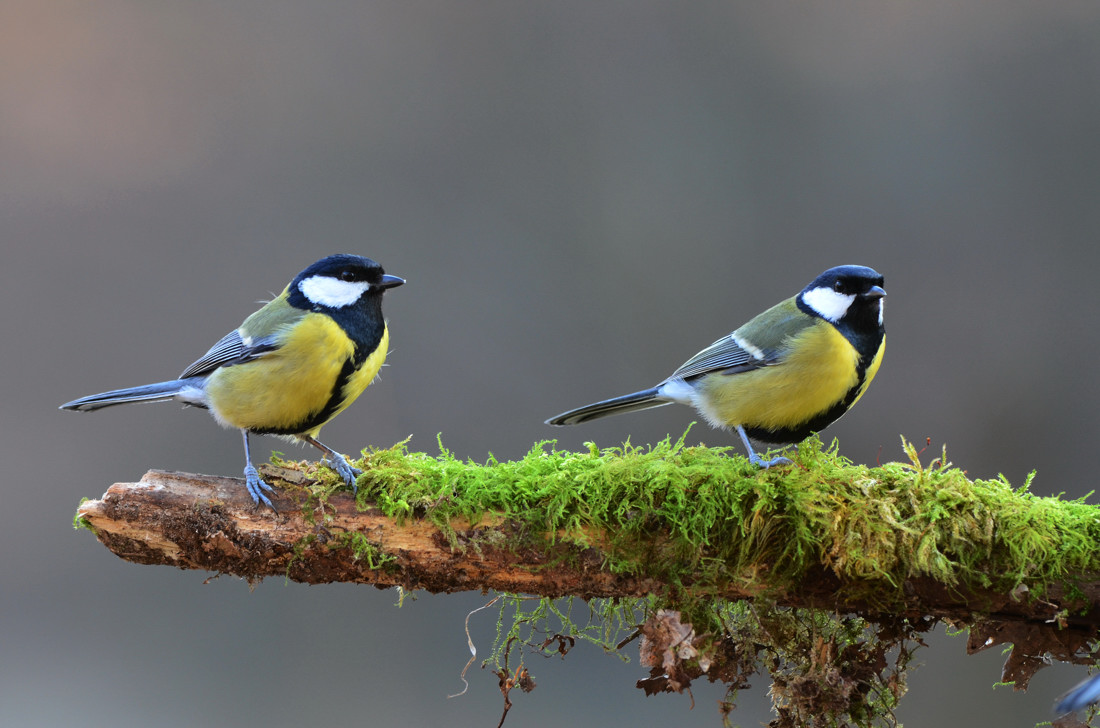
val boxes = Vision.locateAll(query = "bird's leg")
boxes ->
[736,425,792,468]
[300,435,363,492]
[241,430,276,509]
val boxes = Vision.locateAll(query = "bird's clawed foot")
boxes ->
[749,452,793,469]
[323,452,363,493]
[243,463,276,509]
[736,426,793,469]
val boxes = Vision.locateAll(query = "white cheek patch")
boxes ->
[299,276,371,308]
[801,287,855,323]
[878,298,884,326]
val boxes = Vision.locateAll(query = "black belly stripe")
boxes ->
[247,352,358,436]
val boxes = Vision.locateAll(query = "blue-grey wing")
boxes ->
[178,329,281,379]
[669,302,812,381]
[670,334,776,381]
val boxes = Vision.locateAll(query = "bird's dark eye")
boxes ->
[340,270,356,282]
[833,280,846,293]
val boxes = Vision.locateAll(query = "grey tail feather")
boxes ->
[546,388,668,426]
[59,380,195,412]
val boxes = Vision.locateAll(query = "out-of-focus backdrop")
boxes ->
[5,2,1100,725]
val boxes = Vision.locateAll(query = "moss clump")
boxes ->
[467,593,925,728]
[314,432,1100,606]
[73,497,93,532]
[331,530,398,571]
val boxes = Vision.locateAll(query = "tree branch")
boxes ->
[73,439,1100,712]
[77,468,1100,629]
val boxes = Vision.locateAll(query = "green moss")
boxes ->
[307,432,1100,605]
[284,533,317,580]
[72,497,93,533]
[330,530,398,571]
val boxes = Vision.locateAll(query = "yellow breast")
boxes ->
[204,315,389,436]
[312,326,390,437]
[695,323,863,431]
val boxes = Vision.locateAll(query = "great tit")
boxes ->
[61,254,404,507]
[546,265,886,466]
[1056,673,1100,715]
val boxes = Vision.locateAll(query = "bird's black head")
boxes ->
[797,265,885,324]
[288,254,404,311]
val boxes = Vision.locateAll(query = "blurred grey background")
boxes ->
[4,1,1100,726]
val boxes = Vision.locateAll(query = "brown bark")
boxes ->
[76,468,665,598]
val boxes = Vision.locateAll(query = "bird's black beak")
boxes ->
[378,274,405,290]
[864,286,886,300]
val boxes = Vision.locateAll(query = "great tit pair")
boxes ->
[547,265,886,466]
[61,254,403,508]
[64,259,884,506]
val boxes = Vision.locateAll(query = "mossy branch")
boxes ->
[75,435,1100,714]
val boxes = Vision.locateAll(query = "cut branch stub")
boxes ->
[75,468,666,597]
